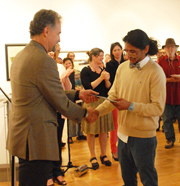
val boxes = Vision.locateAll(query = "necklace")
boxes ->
[89,64,100,73]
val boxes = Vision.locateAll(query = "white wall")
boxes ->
[1,0,180,95]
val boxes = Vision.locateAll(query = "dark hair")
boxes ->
[110,42,125,63]
[123,29,158,56]
[29,9,62,38]
[63,57,74,68]
[86,48,104,63]
[110,42,122,61]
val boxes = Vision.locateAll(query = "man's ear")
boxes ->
[43,26,49,37]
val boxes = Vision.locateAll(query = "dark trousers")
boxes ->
[19,158,52,186]
[19,113,65,185]
[118,136,158,186]
[162,104,180,142]
[48,113,65,179]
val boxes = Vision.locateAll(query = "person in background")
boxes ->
[158,38,180,149]
[92,29,166,185]
[105,42,124,161]
[67,51,75,62]
[54,43,63,64]
[67,51,83,90]
[80,48,114,170]
[6,9,98,186]
[104,54,111,64]
[156,47,166,132]
[123,50,129,61]
[63,57,87,143]
[156,48,166,61]
[47,45,74,186]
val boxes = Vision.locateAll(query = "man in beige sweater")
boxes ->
[94,29,166,186]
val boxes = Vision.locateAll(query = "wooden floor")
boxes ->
[1,121,180,186]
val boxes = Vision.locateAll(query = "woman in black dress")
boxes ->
[80,48,114,170]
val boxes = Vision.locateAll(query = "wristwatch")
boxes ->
[128,102,134,111]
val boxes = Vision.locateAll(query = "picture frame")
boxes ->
[5,44,27,81]
[59,51,88,71]
[5,44,88,81]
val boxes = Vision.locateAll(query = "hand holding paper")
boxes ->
[79,89,99,103]
[110,98,131,110]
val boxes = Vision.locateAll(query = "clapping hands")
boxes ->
[100,70,110,81]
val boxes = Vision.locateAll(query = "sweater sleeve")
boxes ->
[37,57,86,123]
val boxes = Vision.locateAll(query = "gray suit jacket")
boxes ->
[7,40,86,161]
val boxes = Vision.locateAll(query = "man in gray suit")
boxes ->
[6,9,98,186]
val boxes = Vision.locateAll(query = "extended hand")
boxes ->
[171,77,180,82]
[79,89,99,103]
[111,98,131,110]
[85,107,99,123]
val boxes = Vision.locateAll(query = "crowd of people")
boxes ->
[6,9,180,186]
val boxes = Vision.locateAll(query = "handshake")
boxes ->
[84,107,99,124]
[79,89,132,124]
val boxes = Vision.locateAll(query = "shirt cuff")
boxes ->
[84,109,88,117]
[74,90,80,101]
[128,102,134,111]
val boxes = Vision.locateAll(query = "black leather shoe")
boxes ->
[77,135,87,140]
[112,154,118,161]
[100,155,111,166]
[90,157,99,170]
[165,140,174,149]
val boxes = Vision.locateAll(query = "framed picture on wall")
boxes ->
[5,44,88,81]
[59,51,88,71]
[5,44,27,81]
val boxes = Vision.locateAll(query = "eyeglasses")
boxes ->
[123,49,139,58]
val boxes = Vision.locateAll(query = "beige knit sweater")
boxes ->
[96,59,166,138]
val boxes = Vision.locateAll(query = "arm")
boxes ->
[81,67,111,90]
[37,58,86,123]
[104,72,111,89]
[91,70,111,89]
[95,77,118,116]
[167,77,180,82]
[57,64,74,90]
[91,75,104,89]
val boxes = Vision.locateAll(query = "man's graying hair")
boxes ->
[123,29,158,56]
[29,9,62,39]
